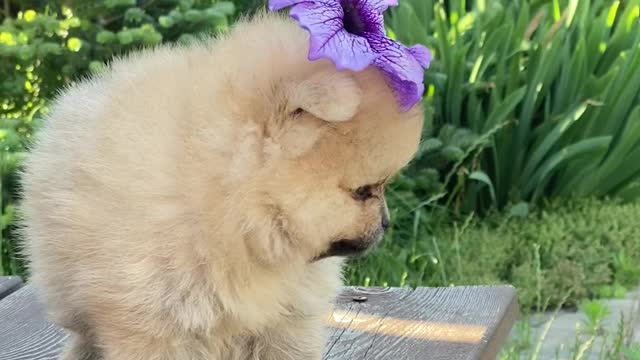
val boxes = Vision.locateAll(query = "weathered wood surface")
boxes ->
[323,286,518,360]
[0,276,23,301]
[0,279,517,359]
[0,285,67,360]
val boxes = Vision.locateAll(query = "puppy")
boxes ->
[19,12,424,360]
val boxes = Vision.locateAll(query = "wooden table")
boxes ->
[0,277,518,359]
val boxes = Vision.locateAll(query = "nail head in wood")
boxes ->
[352,295,368,302]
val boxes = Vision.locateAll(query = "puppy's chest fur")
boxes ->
[163,257,343,339]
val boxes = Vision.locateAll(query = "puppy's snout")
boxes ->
[381,201,390,231]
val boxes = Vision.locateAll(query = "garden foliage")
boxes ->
[0,0,237,275]
[346,197,640,311]
[387,0,640,213]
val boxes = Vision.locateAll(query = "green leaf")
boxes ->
[579,299,610,327]
[592,106,640,192]
[179,0,195,10]
[421,138,443,153]
[62,64,75,76]
[527,137,612,199]
[158,16,175,28]
[617,181,640,201]
[177,34,197,45]
[61,17,81,29]
[125,8,146,23]
[23,9,37,22]
[522,102,590,182]
[0,205,15,232]
[483,86,526,133]
[17,46,35,60]
[469,171,497,206]
[96,31,116,44]
[89,61,106,74]
[211,2,236,16]
[184,9,203,22]
[606,1,621,28]
[66,37,82,52]
[441,145,465,161]
[509,202,530,218]
[621,347,640,360]
[117,31,134,45]
[434,3,452,69]
[565,0,579,27]
[599,146,640,196]
[204,8,230,27]
[37,42,62,56]
[553,39,580,112]
[474,24,508,82]
[551,0,561,22]
[445,46,468,127]
[596,283,627,299]
[389,2,416,45]
[105,0,136,8]
[0,152,27,174]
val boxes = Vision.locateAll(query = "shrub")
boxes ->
[346,197,640,312]
[0,0,237,275]
[350,0,640,312]
[385,0,640,214]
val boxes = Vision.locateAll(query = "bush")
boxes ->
[346,197,640,312]
[385,0,640,214]
[348,0,640,312]
[0,0,237,275]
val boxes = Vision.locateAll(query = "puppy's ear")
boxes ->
[289,71,362,123]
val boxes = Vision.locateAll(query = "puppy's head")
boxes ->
[225,15,424,264]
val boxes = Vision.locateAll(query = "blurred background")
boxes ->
[1,0,639,358]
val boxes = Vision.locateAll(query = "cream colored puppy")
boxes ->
[19,12,424,360]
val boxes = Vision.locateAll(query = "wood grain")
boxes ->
[0,284,517,360]
[0,286,68,360]
[0,276,23,301]
[323,286,518,360]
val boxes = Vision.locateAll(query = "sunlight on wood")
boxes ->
[326,310,487,344]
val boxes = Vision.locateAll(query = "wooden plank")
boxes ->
[0,286,67,360]
[0,276,23,301]
[323,286,518,360]
[0,285,517,359]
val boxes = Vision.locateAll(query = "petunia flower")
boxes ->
[269,0,432,111]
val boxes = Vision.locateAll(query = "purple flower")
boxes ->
[269,0,431,111]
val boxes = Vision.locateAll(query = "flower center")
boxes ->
[340,0,369,35]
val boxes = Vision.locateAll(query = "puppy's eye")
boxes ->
[291,108,305,116]
[352,185,374,201]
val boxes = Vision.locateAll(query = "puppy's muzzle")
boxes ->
[314,204,390,261]
[314,227,385,261]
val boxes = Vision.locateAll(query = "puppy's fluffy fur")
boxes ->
[19,12,424,360]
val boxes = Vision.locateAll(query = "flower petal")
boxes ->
[368,34,427,111]
[268,0,310,11]
[368,0,399,12]
[343,0,386,33]
[408,44,432,68]
[290,1,378,71]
